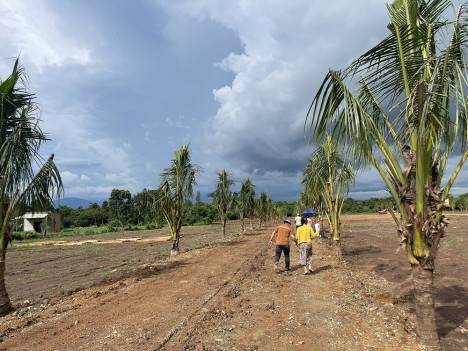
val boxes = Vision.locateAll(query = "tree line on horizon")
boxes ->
[51,191,468,230]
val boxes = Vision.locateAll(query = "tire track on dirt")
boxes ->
[155,232,268,350]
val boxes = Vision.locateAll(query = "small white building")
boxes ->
[17,212,61,233]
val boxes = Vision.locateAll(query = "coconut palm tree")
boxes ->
[306,1,468,348]
[238,178,256,232]
[0,59,63,316]
[154,145,202,255]
[208,170,235,237]
[256,191,269,228]
[302,136,354,253]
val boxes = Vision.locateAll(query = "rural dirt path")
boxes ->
[0,226,420,351]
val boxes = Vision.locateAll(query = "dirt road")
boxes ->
[0,225,419,351]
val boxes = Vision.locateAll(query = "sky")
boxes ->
[1,0,468,204]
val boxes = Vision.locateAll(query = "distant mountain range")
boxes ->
[54,197,102,209]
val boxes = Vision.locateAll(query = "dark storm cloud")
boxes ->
[7,0,467,203]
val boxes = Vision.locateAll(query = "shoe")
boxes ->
[274,262,279,272]
[309,269,314,274]
[304,272,309,275]
[284,269,290,273]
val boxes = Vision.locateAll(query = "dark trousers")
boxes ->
[275,245,290,270]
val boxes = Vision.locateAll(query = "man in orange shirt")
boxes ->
[268,219,297,272]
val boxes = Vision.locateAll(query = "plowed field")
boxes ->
[0,214,467,350]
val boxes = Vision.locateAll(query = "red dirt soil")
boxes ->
[0,214,467,350]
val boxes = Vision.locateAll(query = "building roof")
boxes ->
[15,212,51,220]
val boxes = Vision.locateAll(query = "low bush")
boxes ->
[124,224,140,231]
[12,231,39,241]
[145,222,163,230]
[107,220,122,232]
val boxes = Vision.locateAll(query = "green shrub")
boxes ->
[11,231,39,241]
[12,232,24,241]
[107,219,122,232]
[96,227,108,234]
[145,222,163,230]
[124,224,139,231]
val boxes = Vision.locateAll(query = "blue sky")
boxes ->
[1,0,468,203]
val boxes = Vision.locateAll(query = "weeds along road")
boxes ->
[0,225,418,351]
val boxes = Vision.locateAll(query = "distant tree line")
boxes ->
[55,192,468,230]
[55,190,298,229]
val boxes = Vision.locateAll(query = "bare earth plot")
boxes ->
[0,214,466,350]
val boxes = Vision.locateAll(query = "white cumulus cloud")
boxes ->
[158,0,389,176]
[0,0,91,71]
[61,171,78,183]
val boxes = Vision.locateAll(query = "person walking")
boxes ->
[269,219,296,273]
[314,220,321,238]
[306,215,313,227]
[296,217,317,275]
[294,213,302,229]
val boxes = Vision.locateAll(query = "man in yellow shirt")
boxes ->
[269,219,297,272]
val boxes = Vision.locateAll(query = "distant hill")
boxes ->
[54,197,96,209]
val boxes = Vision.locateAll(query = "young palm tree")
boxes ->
[266,197,272,221]
[302,136,355,253]
[307,1,468,348]
[0,60,63,316]
[238,178,256,232]
[256,191,269,228]
[208,170,235,237]
[154,145,202,255]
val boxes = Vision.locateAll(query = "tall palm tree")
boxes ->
[0,60,63,316]
[306,1,468,348]
[208,170,234,237]
[302,136,354,253]
[238,178,256,232]
[153,145,202,255]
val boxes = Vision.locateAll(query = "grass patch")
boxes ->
[186,242,202,250]
[91,244,105,252]
[159,247,172,255]
[100,272,111,280]
[375,233,394,239]
[32,245,45,254]
[60,251,74,259]
[345,223,369,229]
[100,269,117,280]
[442,236,464,247]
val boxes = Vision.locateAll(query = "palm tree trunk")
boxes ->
[171,236,179,256]
[222,219,226,237]
[412,265,440,351]
[171,218,180,256]
[327,206,342,256]
[171,199,182,256]
[329,227,342,256]
[331,240,342,256]
[0,258,12,316]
